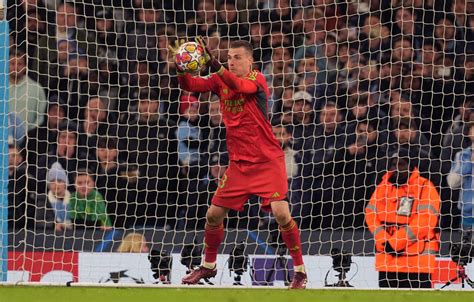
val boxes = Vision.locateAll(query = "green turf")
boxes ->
[0,287,473,302]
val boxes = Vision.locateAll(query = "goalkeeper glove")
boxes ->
[167,39,186,75]
[195,36,223,74]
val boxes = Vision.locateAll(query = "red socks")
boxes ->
[204,222,224,263]
[203,220,303,268]
[280,219,304,266]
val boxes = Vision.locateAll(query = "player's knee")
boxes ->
[206,209,224,226]
[273,208,291,225]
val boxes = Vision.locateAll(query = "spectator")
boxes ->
[84,8,120,64]
[200,96,227,163]
[267,0,295,33]
[263,46,294,101]
[116,233,150,253]
[415,40,441,78]
[68,168,112,230]
[248,21,270,70]
[393,6,424,50]
[299,101,346,228]
[9,48,48,130]
[46,162,72,232]
[121,88,179,227]
[342,118,388,227]
[345,92,389,134]
[447,121,474,233]
[184,153,229,230]
[391,36,416,63]
[216,0,248,39]
[272,125,300,180]
[293,21,326,64]
[77,96,111,156]
[23,101,65,167]
[118,60,160,116]
[121,0,166,62]
[36,121,87,194]
[434,14,459,56]
[24,6,56,90]
[52,52,94,120]
[441,97,474,173]
[390,116,441,186]
[359,13,391,62]
[8,143,32,230]
[272,124,303,224]
[294,56,320,97]
[452,0,474,53]
[54,3,84,44]
[366,148,440,288]
[186,0,218,37]
[315,33,338,91]
[8,112,26,146]
[177,98,201,172]
[291,90,316,151]
[93,137,140,228]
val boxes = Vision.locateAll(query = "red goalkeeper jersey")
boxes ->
[178,69,283,163]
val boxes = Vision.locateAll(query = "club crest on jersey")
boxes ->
[222,88,228,95]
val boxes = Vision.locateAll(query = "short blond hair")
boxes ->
[116,233,148,253]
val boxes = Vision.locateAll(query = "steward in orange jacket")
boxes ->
[365,148,440,288]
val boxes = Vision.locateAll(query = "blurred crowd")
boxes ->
[6,0,474,231]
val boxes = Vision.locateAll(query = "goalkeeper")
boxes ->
[170,38,307,289]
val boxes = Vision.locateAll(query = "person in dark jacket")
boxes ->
[23,101,66,167]
[119,88,179,227]
[92,137,141,228]
[342,118,388,228]
[299,101,346,228]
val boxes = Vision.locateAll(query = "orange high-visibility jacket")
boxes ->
[365,168,440,273]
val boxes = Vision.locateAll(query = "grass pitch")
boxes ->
[0,287,473,302]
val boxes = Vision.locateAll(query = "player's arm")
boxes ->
[177,73,216,93]
[214,68,258,94]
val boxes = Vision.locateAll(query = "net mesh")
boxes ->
[3,0,474,288]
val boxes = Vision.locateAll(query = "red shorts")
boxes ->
[211,156,288,212]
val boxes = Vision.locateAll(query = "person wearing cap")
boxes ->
[365,147,440,288]
[46,162,72,232]
[292,90,316,151]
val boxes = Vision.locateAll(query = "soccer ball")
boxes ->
[175,42,207,72]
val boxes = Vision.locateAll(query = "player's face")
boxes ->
[227,47,253,78]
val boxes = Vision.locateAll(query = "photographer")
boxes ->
[447,121,474,236]
[365,147,440,288]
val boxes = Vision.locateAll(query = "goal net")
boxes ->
[3,0,474,288]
